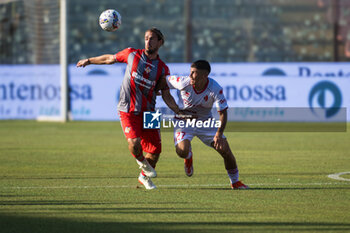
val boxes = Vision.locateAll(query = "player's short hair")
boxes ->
[147,27,165,45]
[191,60,211,74]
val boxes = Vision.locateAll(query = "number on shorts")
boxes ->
[175,131,186,142]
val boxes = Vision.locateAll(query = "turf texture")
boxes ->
[0,121,349,232]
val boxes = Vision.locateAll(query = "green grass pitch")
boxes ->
[0,121,349,232]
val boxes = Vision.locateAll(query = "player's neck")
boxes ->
[193,78,208,92]
[145,51,158,60]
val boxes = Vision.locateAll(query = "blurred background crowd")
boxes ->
[1,0,350,64]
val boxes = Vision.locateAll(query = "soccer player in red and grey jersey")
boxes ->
[166,60,249,189]
[77,28,180,189]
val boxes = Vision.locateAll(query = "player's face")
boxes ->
[189,67,207,88]
[145,31,162,55]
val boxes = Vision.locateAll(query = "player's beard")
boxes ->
[146,47,158,55]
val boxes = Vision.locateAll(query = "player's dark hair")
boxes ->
[147,27,165,45]
[191,60,211,74]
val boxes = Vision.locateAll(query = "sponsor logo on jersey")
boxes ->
[145,66,151,74]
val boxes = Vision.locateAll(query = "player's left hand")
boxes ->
[213,133,225,151]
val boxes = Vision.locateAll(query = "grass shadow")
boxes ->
[0,214,349,233]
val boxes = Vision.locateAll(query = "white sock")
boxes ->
[227,168,239,184]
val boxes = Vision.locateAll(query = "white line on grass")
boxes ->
[0,182,348,190]
[328,171,350,181]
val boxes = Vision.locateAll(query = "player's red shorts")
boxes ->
[119,111,161,154]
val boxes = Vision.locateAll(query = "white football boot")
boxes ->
[138,173,157,190]
[136,159,157,178]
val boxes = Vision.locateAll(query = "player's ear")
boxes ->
[200,69,209,77]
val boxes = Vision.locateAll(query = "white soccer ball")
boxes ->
[99,9,122,32]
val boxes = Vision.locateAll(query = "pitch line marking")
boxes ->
[0,182,348,190]
[328,171,350,181]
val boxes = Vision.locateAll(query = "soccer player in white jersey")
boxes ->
[166,60,249,189]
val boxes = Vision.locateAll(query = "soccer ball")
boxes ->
[99,9,122,32]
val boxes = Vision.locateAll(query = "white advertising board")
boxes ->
[0,63,349,121]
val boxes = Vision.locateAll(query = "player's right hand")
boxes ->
[76,59,90,68]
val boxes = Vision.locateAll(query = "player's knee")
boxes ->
[218,147,234,160]
[128,138,142,153]
[218,149,230,158]
[145,153,159,166]
[216,142,231,158]
[147,153,159,161]
[175,146,189,158]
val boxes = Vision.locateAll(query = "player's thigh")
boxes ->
[140,129,162,154]
[196,127,226,147]
[174,127,194,146]
[119,111,143,139]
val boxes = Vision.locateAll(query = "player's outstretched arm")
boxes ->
[76,54,116,67]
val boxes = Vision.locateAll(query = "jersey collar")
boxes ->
[192,78,209,94]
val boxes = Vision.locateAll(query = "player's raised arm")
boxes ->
[76,54,116,67]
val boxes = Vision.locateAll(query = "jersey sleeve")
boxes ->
[214,87,228,112]
[163,65,170,77]
[114,47,135,63]
[155,63,170,91]
[166,75,190,90]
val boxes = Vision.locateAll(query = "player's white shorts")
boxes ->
[173,121,226,147]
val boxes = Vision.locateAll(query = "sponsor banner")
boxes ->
[0,65,61,119]
[0,65,124,120]
[0,64,349,121]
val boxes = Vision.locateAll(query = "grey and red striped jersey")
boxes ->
[166,75,228,120]
[115,48,170,113]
